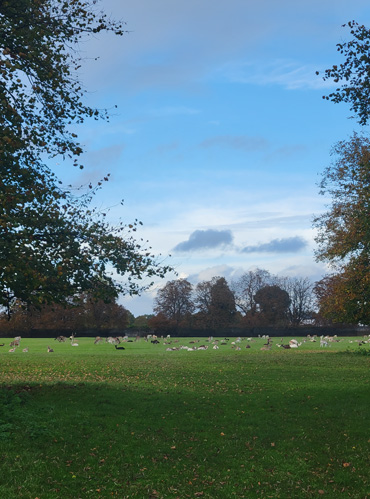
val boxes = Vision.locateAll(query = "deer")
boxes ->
[260,344,272,351]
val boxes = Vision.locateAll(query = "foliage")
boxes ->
[317,21,370,125]
[0,0,125,167]
[0,164,171,316]
[151,271,315,330]
[147,312,175,333]
[0,0,171,315]
[254,285,291,325]
[314,134,370,324]
[132,314,154,332]
[194,276,236,329]
[208,277,236,329]
[0,295,130,333]
[153,279,194,327]
[314,261,370,325]
[280,276,314,325]
[231,268,273,316]
[232,270,313,326]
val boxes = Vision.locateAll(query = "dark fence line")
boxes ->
[172,326,369,338]
[0,329,131,339]
[0,325,369,338]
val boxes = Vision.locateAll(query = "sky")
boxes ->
[56,0,370,316]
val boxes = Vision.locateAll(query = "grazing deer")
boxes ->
[260,344,272,351]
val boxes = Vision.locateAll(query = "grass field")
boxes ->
[0,336,369,498]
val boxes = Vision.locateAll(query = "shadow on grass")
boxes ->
[0,380,369,498]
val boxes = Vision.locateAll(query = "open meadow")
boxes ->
[0,336,369,498]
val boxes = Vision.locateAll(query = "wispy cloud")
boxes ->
[173,229,233,252]
[150,106,200,117]
[199,135,268,151]
[218,59,334,90]
[241,236,308,253]
[154,142,179,155]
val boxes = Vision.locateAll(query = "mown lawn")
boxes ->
[0,336,369,498]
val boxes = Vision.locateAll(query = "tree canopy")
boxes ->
[254,285,290,326]
[151,271,314,331]
[1,0,125,168]
[0,1,171,316]
[318,21,370,125]
[153,279,194,327]
[314,20,370,324]
[314,134,370,324]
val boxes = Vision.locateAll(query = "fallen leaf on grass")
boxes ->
[343,462,350,467]
[318,490,324,495]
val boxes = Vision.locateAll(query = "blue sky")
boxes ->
[56,0,370,316]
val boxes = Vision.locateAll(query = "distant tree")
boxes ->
[1,296,130,332]
[80,297,129,331]
[194,277,236,329]
[153,279,194,327]
[317,21,370,125]
[279,276,314,325]
[126,311,136,328]
[313,134,370,324]
[148,313,174,335]
[254,285,290,326]
[194,280,214,315]
[133,314,154,332]
[209,277,236,329]
[231,269,274,316]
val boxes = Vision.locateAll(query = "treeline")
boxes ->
[146,269,318,334]
[0,295,131,337]
[0,268,363,338]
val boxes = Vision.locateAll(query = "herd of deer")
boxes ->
[2,334,367,354]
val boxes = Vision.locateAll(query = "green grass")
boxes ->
[0,336,369,498]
